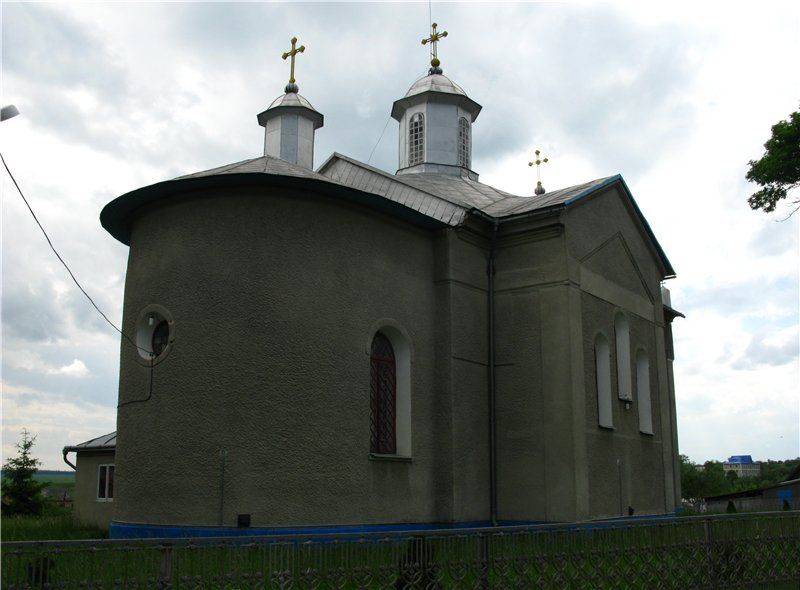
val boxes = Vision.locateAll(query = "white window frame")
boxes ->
[97,463,115,502]
[457,117,471,168]
[408,112,425,166]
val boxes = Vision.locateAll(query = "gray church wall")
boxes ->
[567,188,677,517]
[115,186,449,528]
[434,229,491,522]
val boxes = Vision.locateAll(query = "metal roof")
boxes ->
[174,155,327,182]
[103,151,675,277]
[63,431,116,452]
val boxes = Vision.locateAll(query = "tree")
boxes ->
[1,429,47,516]
[746,106,800,215]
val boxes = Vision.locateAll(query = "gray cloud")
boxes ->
[682,277,799,316]
[733,333,799,370]
[3,3,129,100]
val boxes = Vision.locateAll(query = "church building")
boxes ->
[100,29,682,537]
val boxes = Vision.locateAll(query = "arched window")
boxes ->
[595,333,613,428]
[457,117,471,168]
[370,332,397,454]
[636,350,654,434]
[408,112,424,166]
[614,313,632,401]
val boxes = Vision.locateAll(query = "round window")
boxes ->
[135,307,174,362]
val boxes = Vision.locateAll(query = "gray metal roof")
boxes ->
[404,73,467,98]
[174,155,329,183]
[267,92,318,111]
[64,431,116,452]
[104,151,673,276]
[317,153,616,219]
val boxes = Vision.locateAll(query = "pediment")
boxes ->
[580,233,654,302]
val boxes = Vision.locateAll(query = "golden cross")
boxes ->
[281,37,305,85]
[421,22,448,68]
[528,150,550,195]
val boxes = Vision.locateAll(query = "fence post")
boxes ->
[479,533,490,590]
[158,544,173,589]
[703,517,716,590]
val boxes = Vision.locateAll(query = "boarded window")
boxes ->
[637,351,654,434]
[409,113,424,166]
[595,334,613,428]
[615,314,632,400]
[370,332,397,454]
[458,117,471,168]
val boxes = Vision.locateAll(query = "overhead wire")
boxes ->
[0,151,151,357]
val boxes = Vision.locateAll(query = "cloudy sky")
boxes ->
[1,2,798,469]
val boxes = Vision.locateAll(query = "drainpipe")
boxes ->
[62,448,77,470]
[488,219,499,527]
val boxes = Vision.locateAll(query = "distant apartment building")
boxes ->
[723,455,762,478]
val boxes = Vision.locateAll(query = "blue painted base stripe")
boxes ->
[110,520,536,539]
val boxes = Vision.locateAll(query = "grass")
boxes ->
[1,511,106,542]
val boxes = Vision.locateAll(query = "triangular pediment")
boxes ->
[581,233,654,302]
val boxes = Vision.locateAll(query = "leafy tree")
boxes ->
[746,106,800,214]
[1,429,47,516]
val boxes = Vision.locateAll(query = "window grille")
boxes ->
[458,117,471,168]
[370,332,397,454]
[408,113,424,166]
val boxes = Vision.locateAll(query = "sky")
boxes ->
[1,1,798,470]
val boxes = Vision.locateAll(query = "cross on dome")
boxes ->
[421,23,448,73]
[528,150,550,195]
[281,36,305,93]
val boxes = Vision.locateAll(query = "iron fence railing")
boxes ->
[2,511,799,589]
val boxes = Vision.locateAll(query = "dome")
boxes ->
[404,74,467,98]
[267,92,318,111]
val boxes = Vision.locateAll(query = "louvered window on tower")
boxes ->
[370,332,397,454]
[458,117,470,168]
[408,113,424,166]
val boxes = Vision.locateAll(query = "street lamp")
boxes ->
[1,105,20,121]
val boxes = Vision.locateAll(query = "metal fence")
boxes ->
[2,512,799,589]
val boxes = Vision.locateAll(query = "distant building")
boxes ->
[705,477,800,513]
[63,432,116,530]
[723,455,762,478]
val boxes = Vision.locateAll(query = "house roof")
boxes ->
[63,431,116,453]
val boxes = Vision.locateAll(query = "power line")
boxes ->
[367,116,391,165]
[0,151,145,354]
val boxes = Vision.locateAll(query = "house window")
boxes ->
[595,333,613,428]
[97,464,115,501]
[408,112,424,166]
[636,350,654,434]
[370,332,397,454]
[458,117,470,168]
[614,313,632,401]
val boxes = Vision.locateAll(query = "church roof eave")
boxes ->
[497,174,676,279]
[390,91,482,122]
[101,158,448,245]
